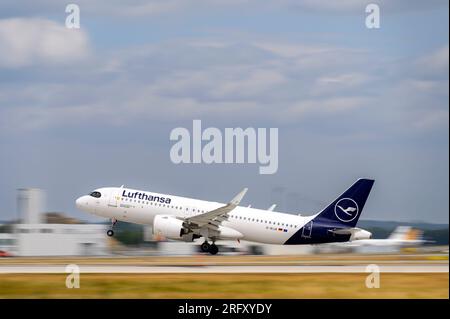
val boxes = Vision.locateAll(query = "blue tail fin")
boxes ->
[313,178,374,228]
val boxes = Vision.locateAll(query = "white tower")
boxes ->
[17,188,45,224]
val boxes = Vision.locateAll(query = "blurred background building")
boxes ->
[17,188,45,224]
[0,188,109,256]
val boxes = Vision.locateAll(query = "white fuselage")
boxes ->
[76,187,316,245]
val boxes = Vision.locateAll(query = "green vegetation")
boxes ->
[114,222,144,245]
[0,273,447,299]
[423,229,449,245]
[0,224,13,233]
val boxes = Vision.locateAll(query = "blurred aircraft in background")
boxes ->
[314,226,428,253]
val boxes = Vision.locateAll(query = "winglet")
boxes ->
[268,204,276,211]
[229,188,248,206]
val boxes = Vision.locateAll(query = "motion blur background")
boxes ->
[0,1,448,257]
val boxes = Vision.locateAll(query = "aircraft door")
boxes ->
[108,188,122,207]
[301,221,313,238]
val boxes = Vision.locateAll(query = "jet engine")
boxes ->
[153,215,187,240]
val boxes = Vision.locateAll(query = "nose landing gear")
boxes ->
[107,218,117,237]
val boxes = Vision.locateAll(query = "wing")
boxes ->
[181,188,248,228]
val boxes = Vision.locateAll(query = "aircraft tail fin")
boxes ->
[313,178,374,228]
[388,226,412,240]
[406,228,424,241]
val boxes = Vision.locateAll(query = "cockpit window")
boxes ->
[89,191,101,198]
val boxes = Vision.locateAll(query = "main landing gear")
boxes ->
[200,241,219,255]
[107,218,117,237]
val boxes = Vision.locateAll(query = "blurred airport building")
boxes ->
[0,188,109,256]
[14,224,108,256]
[17,188,45,224]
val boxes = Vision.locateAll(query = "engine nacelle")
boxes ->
[153,215,186,240]
[218,226,244,240]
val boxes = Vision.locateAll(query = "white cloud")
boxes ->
[253,42,333,58]
[1,0,445,18]
[0,34,447,138]
[279,0,447,13]
[155,67,287,99]
[311,73,372,96]
[413,109,449,130]
[284,96,369,119]
[0,18,90,68]
[214,69,287,97]
[416,45,449,76]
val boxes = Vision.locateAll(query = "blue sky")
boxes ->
[0,0,448,223]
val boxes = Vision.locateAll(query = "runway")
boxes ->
[1,254,447,298]
[0,264,447,273]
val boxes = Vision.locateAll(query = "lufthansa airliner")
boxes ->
[76,178,374,254]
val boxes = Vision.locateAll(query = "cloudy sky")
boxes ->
[0,1,448,223]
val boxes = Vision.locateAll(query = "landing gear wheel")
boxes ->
[208,244,218,255]
[107,218,117,237]
[200,242,210,252]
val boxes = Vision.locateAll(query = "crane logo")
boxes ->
[334,198,359,222]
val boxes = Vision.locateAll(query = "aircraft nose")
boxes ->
[76,196,87,209]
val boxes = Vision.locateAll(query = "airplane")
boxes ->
[349,226,427,247]
[314,226,428,253]
[75,178,374,255]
